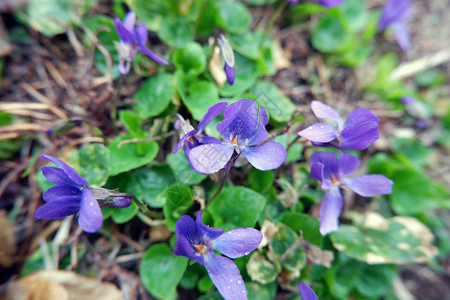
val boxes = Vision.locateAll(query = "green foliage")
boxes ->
[167,151,207,185]
[208,186,266,231]
[173,43,207,78]
[140,243,188,300]
[108,136,159,176]
[134,73,175,119]
[163,184,193,231]
[253,81,296,122]
[330,212,438,264]
[21,0,96,37]
[158,17,195,47]
[70,144,110,186]
[216,1,251,34]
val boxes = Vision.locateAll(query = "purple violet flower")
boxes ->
[298,101,380,151]
[174,211,262,300]
[188,99,287,174]
[309,151,393,235]
[34,155,131,233]
[299,282,319,300]
[217,34,235,85]
[289,0,343,8]
[114,11,168,75]
[378,0,412,52]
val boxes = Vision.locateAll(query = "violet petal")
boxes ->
[34,200,80,219]
[241,142,286,171]
[378,0,412,29]
[109,197,132,208]
[339,152,360,176]
[311,100,343,128]
[319,186,343,235]
[114,18,135,44]
[197,102,228,134]
[392,23,411,52]
[339,121,379,150]
[196,211,225,241]
[217,99,259,143]
[136,45,169,65]
[174,130,197,153]
[134,23,148,45]
[123,11,136,32]
[41,166,78,188]
[298,283,319,300]
[78,188,103,233]
[212,228,262,259]
[298,122,338,143]
[188,143,234,174]
[317,0,343,8]
[43,186,82,203]
[343,174,393,197]
[174,215,203,264]
[204,252,247,300]
[309,152,340,183]
[224,63,235,85]
[343,108,379,128]
[41,155,88,187]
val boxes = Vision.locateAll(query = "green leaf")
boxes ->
[248,169,274,193]
[120,110,144,136]
[217,0,251,34]
[157,17,194,47]
[163,184,193,231]
[273,134,303,163]
[246,252,280,284]
[24,0,95,37]
[167,151,207,185]
[140,244,188,300]
[134,73,175,119]
[220,53,259,97]
[253,81,296,122]
[108,135,159,176]
[324,258,363,298]
[354,264,397,298]
[108,201,139,223]
[69,144,110,186]
[173,42,207,78]
[279,212,323,246]
[338,0,367,32]
[208,186,266,231]
[246,282,277,300]
[127,165,174,208]
[182,80,219,121]
[196,0,219,37]
[330,212,438,264]
[269,223,306,273]
[229,30,264,60]
[126,0,169,31]
[312,14,353,53]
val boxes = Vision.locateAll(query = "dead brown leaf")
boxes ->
[0,210,16,268]
[8,270,123,300]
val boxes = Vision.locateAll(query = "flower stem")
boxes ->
[111,77,125,132]
[265,0,288,34]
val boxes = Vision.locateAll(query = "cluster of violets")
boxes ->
[174,98,287,174]
[298,101,393,235]
[31,3,412,299]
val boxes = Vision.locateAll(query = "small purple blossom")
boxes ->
[188,99,287,174]
[34,155,131,233]
[114,11,168,75]
[173,102,228,169]
[299,283,319,300]
[378,0,412,52]
[289,0,343,8]
[309,151,393,235]
[174,211,262,300]
[298,101,380,151]
[217,34,235,85]
[401,96,430,121]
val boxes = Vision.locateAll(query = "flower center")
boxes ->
[231,136,239,146]
[193,244,208,256]
[331,176,340,185]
